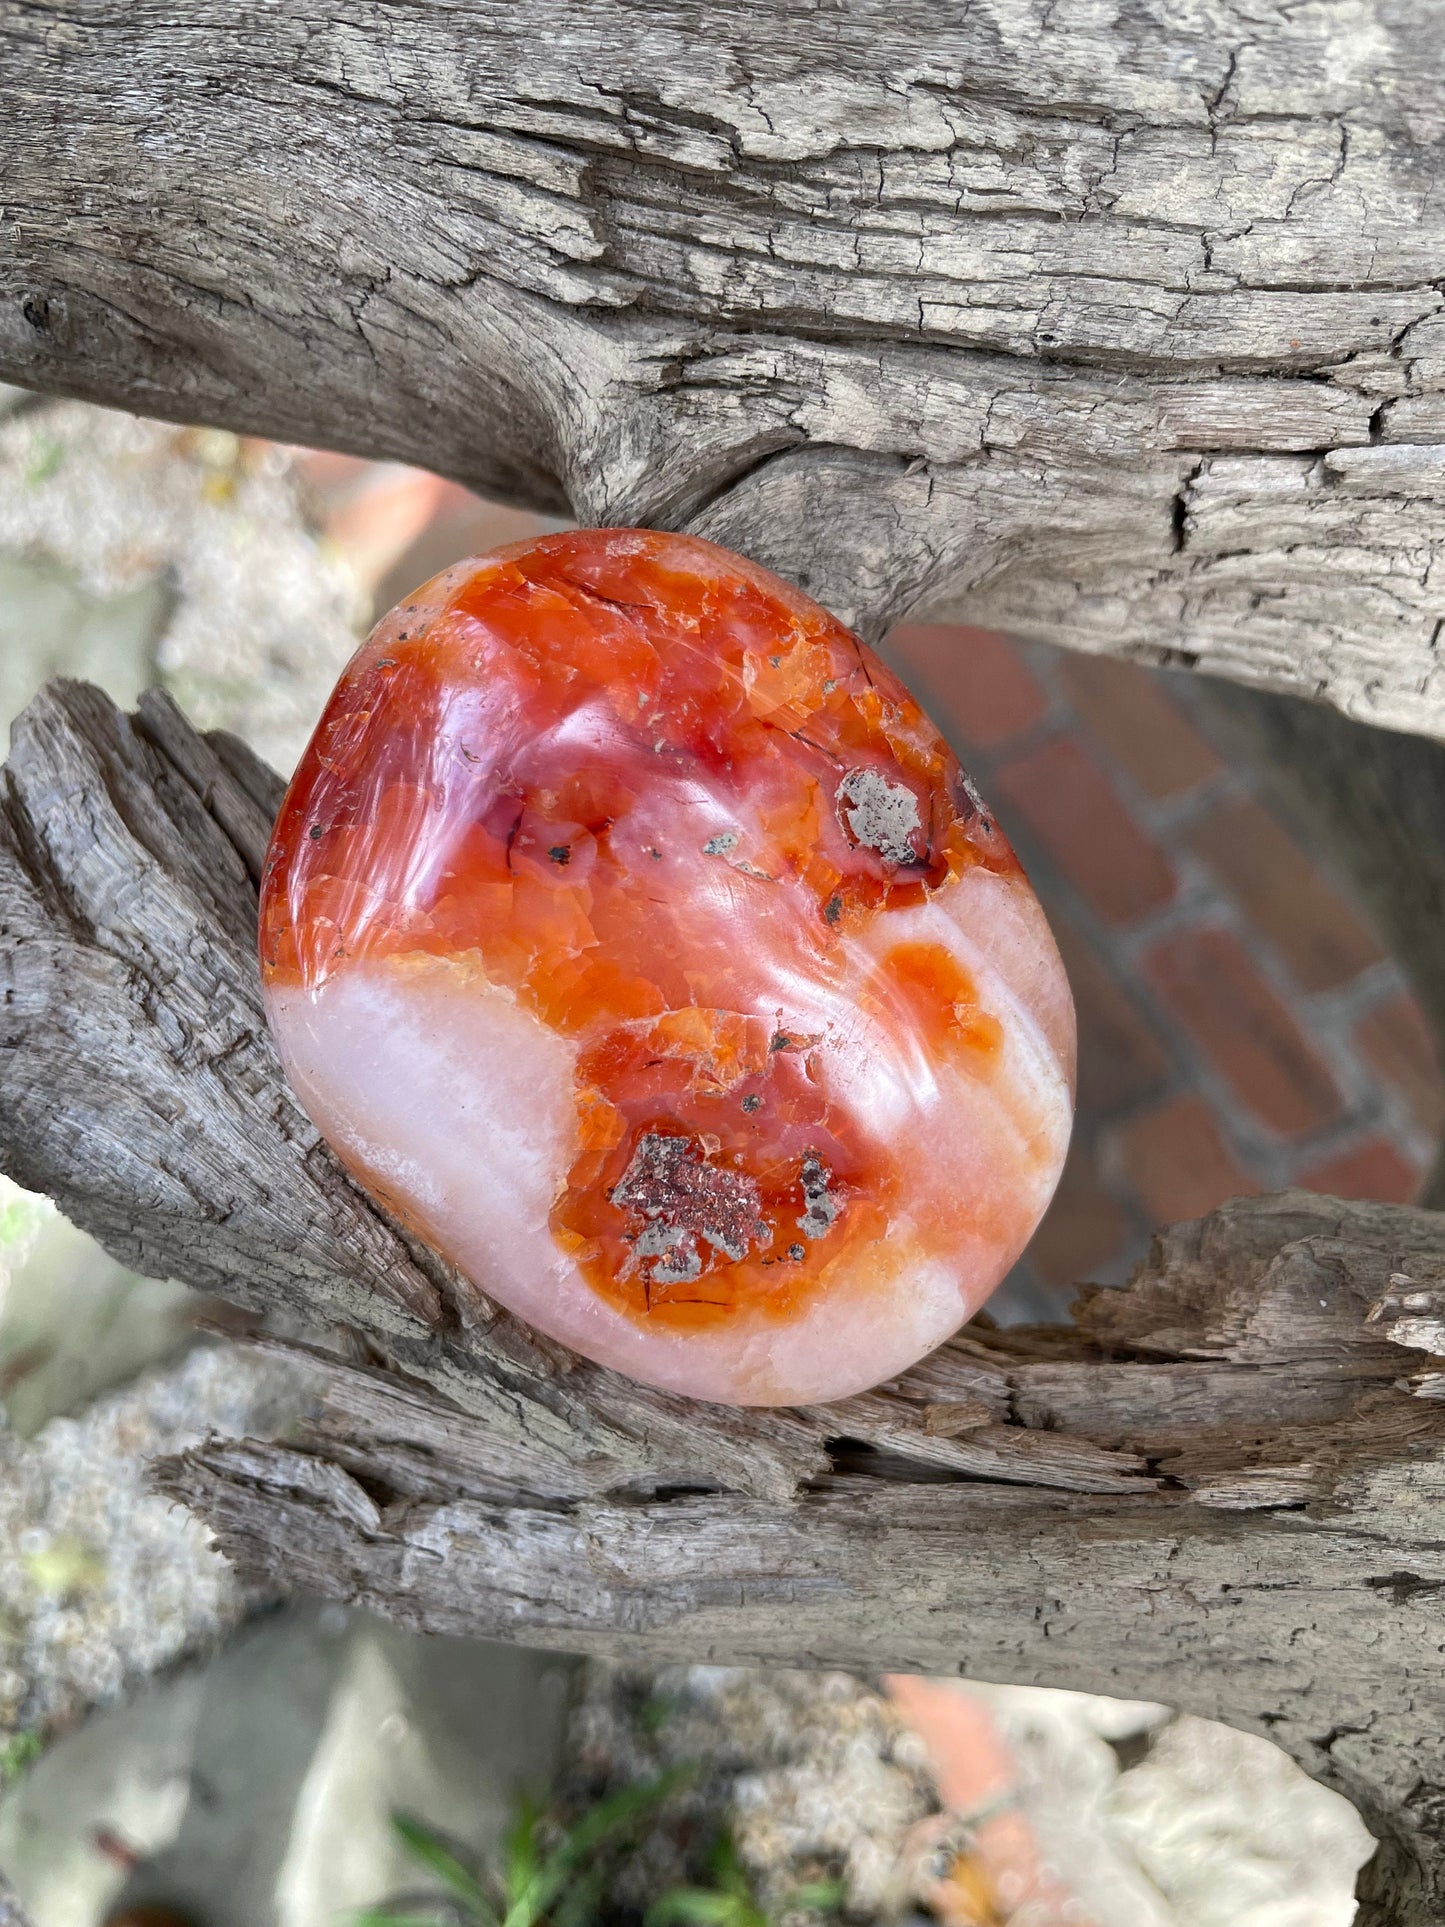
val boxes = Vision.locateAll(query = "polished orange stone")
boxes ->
[260,530,1075,1404]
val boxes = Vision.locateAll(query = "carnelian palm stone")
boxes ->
[260,530,1075,1405]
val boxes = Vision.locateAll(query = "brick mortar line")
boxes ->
[1026,644,1427,1080]
[971,651,1433,1189]
[897,630,1438,1268]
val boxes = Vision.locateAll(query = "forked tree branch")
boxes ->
[5,1,1445,735]
[3,680,1445,1920]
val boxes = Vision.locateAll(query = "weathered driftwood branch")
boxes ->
[6,681,1445,1920]
[6,1,1445,736]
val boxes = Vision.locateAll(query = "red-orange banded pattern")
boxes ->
[260,530,1074,1405]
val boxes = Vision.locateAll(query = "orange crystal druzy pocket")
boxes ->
[259,529,1075,1405]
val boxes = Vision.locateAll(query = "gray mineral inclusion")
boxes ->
[836,767,921,866]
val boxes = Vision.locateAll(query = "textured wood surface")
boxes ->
[5,681,1445,1920]
[5,2,1445,733]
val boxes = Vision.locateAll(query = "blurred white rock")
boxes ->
[0,399,362,775]
[1107,1710,1373,1927]
[0,1178,195,1440]
[1,1608,571,1927]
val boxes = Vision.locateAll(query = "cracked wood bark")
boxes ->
[5,0,1445,736]
[7,686,1445,1921]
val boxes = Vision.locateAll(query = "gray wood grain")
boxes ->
[5,2,1445,732]
[4,680,1445,1919]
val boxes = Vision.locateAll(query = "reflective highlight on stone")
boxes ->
[259,531,1075,1405]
